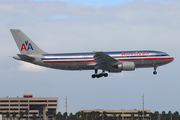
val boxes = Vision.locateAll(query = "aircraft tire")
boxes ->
[104,73,108,77]
[99,73,103,77]
[92,73,108,78]
[92,74,96,78]
[153,71,157,75]
[97,74,100,78]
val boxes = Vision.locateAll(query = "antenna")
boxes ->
[142,94,144,120]
[65,96,67,120]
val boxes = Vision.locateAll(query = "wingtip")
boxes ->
[10,29,20,31]
[93,51,103,53]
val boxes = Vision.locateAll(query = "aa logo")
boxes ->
[21,41,33,51]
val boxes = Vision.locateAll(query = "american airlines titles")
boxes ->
[121,52,149,56]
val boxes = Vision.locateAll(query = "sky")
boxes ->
[0,0,180,115]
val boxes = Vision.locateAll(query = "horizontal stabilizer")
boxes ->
[13,54,35,61]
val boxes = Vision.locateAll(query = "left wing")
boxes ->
[93,51,121,72]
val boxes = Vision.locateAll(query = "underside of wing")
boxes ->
[93,51,136,72]
[93,51,121,72]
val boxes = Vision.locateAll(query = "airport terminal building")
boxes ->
[80,110,151,120]
[0,95,58,120]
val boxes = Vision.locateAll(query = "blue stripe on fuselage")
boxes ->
[42,50,165,56]
[41,50,168,61]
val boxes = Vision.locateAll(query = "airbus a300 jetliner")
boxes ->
[10,29,174,78]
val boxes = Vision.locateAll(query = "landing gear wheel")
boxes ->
[104,73,108,77]
[99,73,103,77]
[153,71,157,75]
[153,66,157,75]
[92,74,96,78]
[97,74,100,78]
[91,70,109,78]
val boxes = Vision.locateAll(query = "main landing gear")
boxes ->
[153,66,157,75]
[92,70,108,78]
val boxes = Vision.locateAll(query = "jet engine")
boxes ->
[115,62,135,71]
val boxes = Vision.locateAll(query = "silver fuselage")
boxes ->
[30,50,174,72]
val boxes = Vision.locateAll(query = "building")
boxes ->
[0,95,58,120]
[80,110,151,120]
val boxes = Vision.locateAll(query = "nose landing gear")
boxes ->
[92,70,108,78]
[153,66,157,75]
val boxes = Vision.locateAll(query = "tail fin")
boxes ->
[10,29,47,55]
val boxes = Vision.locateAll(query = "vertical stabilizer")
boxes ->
[10,29,47,55]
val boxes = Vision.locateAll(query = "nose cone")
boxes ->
[171,57,174,61]
[169,57,174,63]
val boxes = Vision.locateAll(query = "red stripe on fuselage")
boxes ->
[43,60,95,63]
[43,57,174,63]
[119,57,174,61]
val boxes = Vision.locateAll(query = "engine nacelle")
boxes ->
[116,62,135,71]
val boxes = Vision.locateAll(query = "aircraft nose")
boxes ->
[170,57,174,62]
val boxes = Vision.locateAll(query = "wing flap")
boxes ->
[93,51,120,72]
[94,51,119,64]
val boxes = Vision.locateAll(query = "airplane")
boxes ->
[10,29,174,78]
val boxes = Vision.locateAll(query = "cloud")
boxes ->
[2,0,180,53]
[18,61,46,72]
[1,0,179,54]
[33,0,180,6]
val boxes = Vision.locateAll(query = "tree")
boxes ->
[149,112,153,120]
[131,112,134,120]
[63,112,67,120]
[140,111,143,119]
[173,111,179,120]
[69,113,76,120]
[79,111,85,119]
[90,111,96,120]
[56,112,62,120]
[25,110,28,120]
[101,111,107,120]
[112,113,116,120]
[95,111,101,119]
[162,111,166,120]
[46,111,49,120]
[0,112,4,118]
[53,113,56,120]
[168,111,172,120]
[144,111,147,119]
[118,114,122,120]
[32,114,37,120]
[19,111,24,120]
[6,111,10,120]
[154,111,159,120]
[39,110,41,120]
[75,112,80,119]
[12,112,16,120]
[138,111,141,120]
